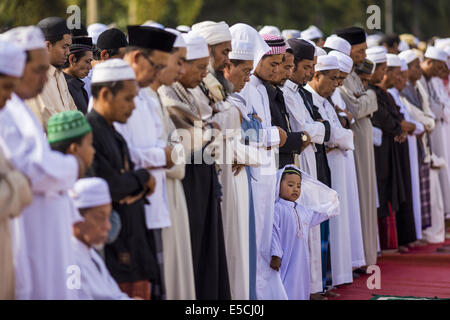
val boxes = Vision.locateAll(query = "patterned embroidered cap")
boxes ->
[47,110,92,144]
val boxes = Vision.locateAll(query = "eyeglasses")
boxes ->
[141,53,166,72]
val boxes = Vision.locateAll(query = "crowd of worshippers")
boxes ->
[0,17,449,301]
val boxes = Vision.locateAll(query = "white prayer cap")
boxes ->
[229,39,254,61]
[142,20,164,29]
[301,25,323,40]
[315,55,339,72]
[324,35,351,56]
[88,23,108,45]
[230,23,270,69]
[328,50,353,73]
[398,40,410,52]
[70,177,112,209]
[259,25,281,37]
[366,34,382,48]
[91,58,136,84]
[400,58,408,72]
[176,25,191,33]
[316,47,327,57]
[398,49,419,64]
[191,21,232,45]
[165,28,186,48]
[424,46,448,62]
[281,29,301,40]
[435,38,450,50]
[0,39,26,78]
[366,46,387,64]
[386,54,402,67]
[0,26,46,51]
[182,32,209,60]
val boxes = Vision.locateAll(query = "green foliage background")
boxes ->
[1,0,449,40]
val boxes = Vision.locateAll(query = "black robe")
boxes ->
[64,73,89,114]
[86,110,158,283]
[370,85,417,246]
[182,154,231,300]
[298,86,332,187]
[264,82,306,169]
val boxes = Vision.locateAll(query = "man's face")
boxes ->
[179,56,209,89]
[350,42,367,65]
[106,79,138,123]
[131,49,170,87]
[255,54,283,82]
[394,70,409,91]
[337,71,349,86]
[157,47,187,86]
[223,60,253,93]
[315,69,340,98]
[0,75,19,109]
[47,34,71,68]
[68,51,93,79]
[421,59,444,78]
[79,203,112,246]
[408,59,422,82]
[210,41,232,72]
[272,52,294,86]
[16,49,50,100]
[358,72,371,87]
[370,62,387,84]
[383,66,401,89]
[291,58,315,85]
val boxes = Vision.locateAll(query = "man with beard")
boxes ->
[27,17,77,128]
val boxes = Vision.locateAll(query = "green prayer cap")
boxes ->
[47,110,92,144]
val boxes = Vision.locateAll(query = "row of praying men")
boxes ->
[0,18,449,300]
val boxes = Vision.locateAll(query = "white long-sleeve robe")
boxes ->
[306,85,354,287]
[330,90,366,268]
[72,237,132,300]
[246,76,286,300]
[271,200,329,300]
[114,87,171,230]
[282,79,324,293]
[0,93,81,300]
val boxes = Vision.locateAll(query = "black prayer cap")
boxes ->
[287,38,315,61]
[37,17,70,40]
[335,27,366,45]
[127,25,176,52]
[97,28,128,50]
[70,23,88,37]
[355,58,375,75]
[70,37,93,54]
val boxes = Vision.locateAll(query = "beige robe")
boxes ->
[26,65,77,129]
[0,142,32,300]
[339,71,379,266]
[152,87,196,300]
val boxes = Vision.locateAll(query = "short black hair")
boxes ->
[93,47,120,60]
[63,50,91,69]
[49,134,85,154]
[47,34,66,46]
[381,34,400,48]
[91,80,125,99]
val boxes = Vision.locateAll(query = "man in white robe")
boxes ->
[418,47,450,218]
[0,26,83,299]
[282,38,326,297]
[305,54,354,287]
[328,49,366,269]
[70,178,132,300]
[113,25,176,299]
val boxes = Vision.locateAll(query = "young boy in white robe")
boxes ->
[70,177,133,300]
[270,165,339,300]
